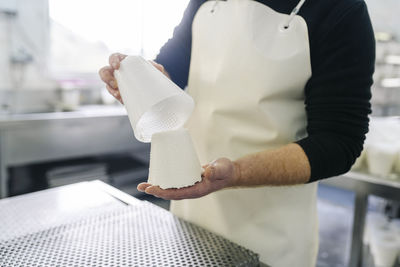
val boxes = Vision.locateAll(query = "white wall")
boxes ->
[48,0,190,76]
[0,0,56,91]
[365,0,400,39]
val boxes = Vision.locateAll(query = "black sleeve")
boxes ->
[296,1,375,182]
[154,0,204,89]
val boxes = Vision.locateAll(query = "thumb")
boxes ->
[149,60,165,73]
[204,158,233,181]
[204,163,217,181]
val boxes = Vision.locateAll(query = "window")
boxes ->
[49,0,190,75]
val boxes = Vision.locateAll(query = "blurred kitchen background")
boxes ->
[0,0,188,201]
[0,0,400,266]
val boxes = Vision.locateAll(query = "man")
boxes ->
[99,0,375,265]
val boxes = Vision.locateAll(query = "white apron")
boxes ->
[171,0,319,266]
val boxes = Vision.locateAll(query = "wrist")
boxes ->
[231,161,242,187]
[163,68,171,79]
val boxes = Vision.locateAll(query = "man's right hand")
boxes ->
[98,53,169,103]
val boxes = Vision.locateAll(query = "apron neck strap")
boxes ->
[209,0,306,28]
[210,0,220,13]
[284,0,306,28]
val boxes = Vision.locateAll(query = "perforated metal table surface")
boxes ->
[0,181,262,267]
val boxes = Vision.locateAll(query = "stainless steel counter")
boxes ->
[0,105,127,127]
[0,181,262,267]
[0,105,149,198]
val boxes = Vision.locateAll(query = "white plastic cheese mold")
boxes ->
[114,56,194,143]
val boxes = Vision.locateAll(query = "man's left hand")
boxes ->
[137,158,239,200]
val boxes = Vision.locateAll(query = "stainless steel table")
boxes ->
[0,181,261,267]
[0,106,149,198]
[321,172,400,267]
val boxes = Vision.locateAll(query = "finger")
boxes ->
[202,163,210,169]
[203,165,216,181]
[106,85,123,103]
[106,84,118,96]
[212,158,234,181]
[99,66,118,89]
[106,85,121,100]
[201,164,209,177]
[146,182,207,200]
[108,86,123,104]
[144,185,164,198]
[146,186,186,200]
[149,60,165,73]
[109,53,127,70]
[174,184,208,200]
[137,183,152,192]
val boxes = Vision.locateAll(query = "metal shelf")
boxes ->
[0,106,149,198]
[321,171,400,267]
[323,171,400,201]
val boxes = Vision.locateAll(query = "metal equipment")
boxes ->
[0,181,260,267]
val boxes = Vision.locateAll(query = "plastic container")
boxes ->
[394,151,400,175]
[370,228,399,267]
[390,219,400,263]
[366,143,398,177]
[148,128,202,189]
[364,212,388,245]
[114,56,194,142]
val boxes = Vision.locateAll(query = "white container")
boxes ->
[148,128,202,189]
[364,212,388,245]
[61,88,80,111]
[391,219,400,236]
[114,56,194,142]
[366,143,398,177]
[370,229,399,267]
[394,151,400,175]
[390,219,400,262]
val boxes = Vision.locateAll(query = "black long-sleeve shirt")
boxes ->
[155,0,375,182]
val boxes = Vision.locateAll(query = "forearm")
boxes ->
[140,143,311,200]
[232,143,311,187]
